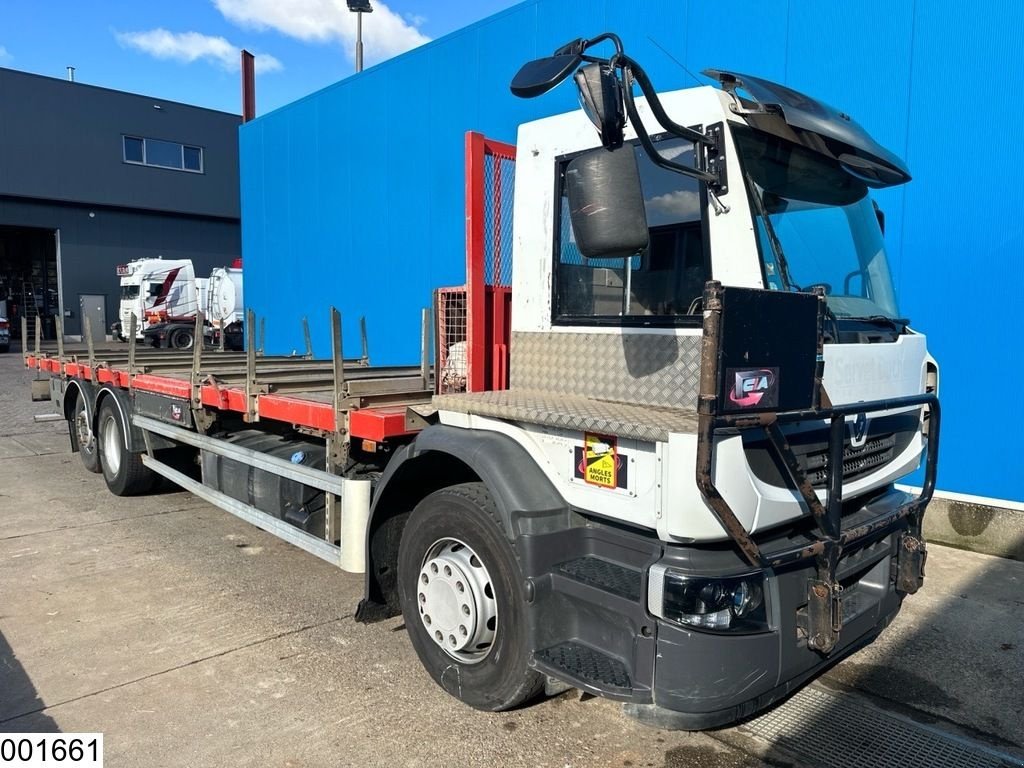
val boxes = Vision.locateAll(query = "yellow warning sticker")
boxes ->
[583,433,617,489]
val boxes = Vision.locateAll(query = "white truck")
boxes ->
[114,258,244,349]
[30,33,940,730]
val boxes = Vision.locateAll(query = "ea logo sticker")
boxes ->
[729,368,777,407]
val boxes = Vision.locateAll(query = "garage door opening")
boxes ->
[0,225,60,341]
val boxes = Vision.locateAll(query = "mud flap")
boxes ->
[896,534,928,595]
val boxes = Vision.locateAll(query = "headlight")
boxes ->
[648,565,768,633]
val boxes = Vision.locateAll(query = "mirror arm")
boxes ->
[620,56,713,147]
[621,70,717,185]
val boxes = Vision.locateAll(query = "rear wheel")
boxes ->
[69,394,101,473]
[169,328,194,350]
[97,398,155,496]
[398,482,543,711]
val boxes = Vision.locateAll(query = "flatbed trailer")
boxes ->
[23,308,434,571]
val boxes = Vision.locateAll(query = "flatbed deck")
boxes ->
[25,337,433,440]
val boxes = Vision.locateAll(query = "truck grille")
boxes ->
[800,434,897,487]
[742,412,918,491]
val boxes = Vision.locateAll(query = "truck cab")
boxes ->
[115,258,196,340]
[365,35,939,728]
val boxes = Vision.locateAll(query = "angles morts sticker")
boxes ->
[574,433,628,489]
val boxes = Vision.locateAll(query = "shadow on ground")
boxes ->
[706,526,1024,768]
[0,628,61,733]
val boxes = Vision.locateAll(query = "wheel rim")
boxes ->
[101,415,122,475]
[75,402,94,454]
[172,332,192,350]
[417,538,497,664]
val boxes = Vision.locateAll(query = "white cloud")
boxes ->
[0,46,12,64]
[116,29,282,73]
[213,0,430,65]
[647,190,701,224]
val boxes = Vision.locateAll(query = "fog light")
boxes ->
[648,565,768,633]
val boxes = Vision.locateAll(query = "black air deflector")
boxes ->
[703,69,911,187]
[715,287,820,414]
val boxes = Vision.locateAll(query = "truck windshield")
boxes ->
[733,127,900,320]
[120,285,140,300]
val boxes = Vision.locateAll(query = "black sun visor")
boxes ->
[704,69,911,188]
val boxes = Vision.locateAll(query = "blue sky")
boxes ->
[0,0,521,114]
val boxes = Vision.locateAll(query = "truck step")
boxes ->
[534,641,631,691]
[556,556,642,601]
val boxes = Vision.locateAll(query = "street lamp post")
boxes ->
[347,0,373,73]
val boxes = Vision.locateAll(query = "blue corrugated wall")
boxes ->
[240,0,1021,503]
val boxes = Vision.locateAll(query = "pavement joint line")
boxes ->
[0,614,353,727]
[0,505,209,542]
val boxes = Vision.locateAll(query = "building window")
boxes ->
[122,135,204,173]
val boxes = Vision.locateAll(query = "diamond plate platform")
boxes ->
[433,388,698,442]
[739,685,1022,768]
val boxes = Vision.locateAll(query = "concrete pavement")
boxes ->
[1,348,1021,767]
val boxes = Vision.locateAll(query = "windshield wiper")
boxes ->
[844,315,910,331]
[745,173,798,291]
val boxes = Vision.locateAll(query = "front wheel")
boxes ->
[96,398,156,496]
[398,482,543,711]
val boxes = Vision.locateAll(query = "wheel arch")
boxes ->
[62,378,96,421]
[356,424,568,623]
[94,385,147,453]
[63,379,97,454]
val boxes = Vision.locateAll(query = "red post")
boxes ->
[465,132,487,393]
[241,50,256,122]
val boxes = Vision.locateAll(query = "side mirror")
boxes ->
[872,199,885,235]
[565,146,649,259]
[510,53,582,98]
[574,63,625,149]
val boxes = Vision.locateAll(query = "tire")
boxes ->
[398,482,543,711]
[169,328,194,350]
[69,394,101,473]
[96,398,156,496]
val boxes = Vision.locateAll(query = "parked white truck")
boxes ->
[113,258,244,349]
[30,33,939,730]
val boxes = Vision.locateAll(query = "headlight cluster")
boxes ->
[648,565,768,633]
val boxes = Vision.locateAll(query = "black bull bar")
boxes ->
[695,282,941,654]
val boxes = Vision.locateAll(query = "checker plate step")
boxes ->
[535,642,631,690]
[557,556,642,601]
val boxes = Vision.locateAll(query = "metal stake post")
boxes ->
[83,316,96,382]
[191,311,205,410]
[327,306,349,549]
[245,308,258,421]
[331,307,346,421]
[127,314,138,382]
[56,316,65,368]
[20,317,28,361]
[360,316,369,365]
[420,307,431,392]
[303,317,313,359]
